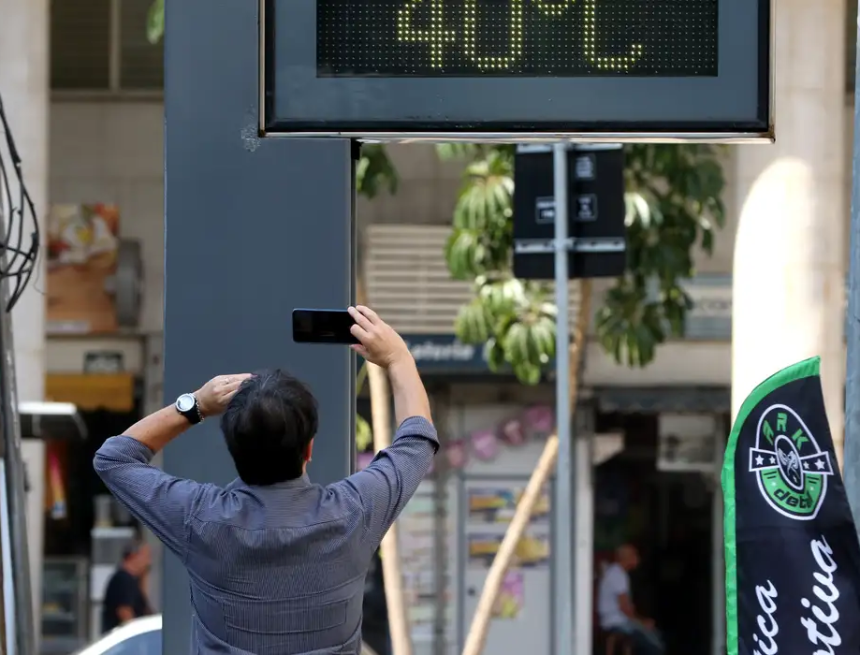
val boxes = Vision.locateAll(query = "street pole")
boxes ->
[553,143,573,655]
[845,10,860,538]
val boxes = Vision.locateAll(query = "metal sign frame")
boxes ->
[259,0,774,143]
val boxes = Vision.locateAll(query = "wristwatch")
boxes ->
[175,393,203,424]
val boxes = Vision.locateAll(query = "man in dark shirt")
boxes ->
[94,306,437,655]
[101,540,152,633]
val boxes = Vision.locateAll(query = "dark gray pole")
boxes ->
[0,284,33,655]
[163,1,355,652]
[845,10,860,535]
[552,143,573,655]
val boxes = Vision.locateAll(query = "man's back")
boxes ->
[95,417,438,655]
[185,477,374,654]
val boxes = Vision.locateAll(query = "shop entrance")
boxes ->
[594,412,719,655]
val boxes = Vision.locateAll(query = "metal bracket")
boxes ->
[514,237,626,255]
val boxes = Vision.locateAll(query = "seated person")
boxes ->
[597,544,664,655]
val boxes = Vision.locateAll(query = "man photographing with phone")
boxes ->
[94,306,436,655]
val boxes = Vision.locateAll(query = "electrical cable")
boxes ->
[0,91,40,313]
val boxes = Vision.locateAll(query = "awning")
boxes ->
[592,386,730,414]
[19,401,87,439]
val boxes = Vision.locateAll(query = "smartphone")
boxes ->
[292,309,359,344]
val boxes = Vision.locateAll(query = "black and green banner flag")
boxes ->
[722,357,860,655]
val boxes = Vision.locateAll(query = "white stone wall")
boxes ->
[2,0,49,640]
[2,0,49,405]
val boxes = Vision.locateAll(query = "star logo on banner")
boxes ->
[748,403,836,521]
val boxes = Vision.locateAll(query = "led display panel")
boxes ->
[317,0,718,77]
[263,0,771,139]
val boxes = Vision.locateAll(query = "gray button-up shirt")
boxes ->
[94,416,438,655]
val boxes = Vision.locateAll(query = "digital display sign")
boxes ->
[263,0,772,140]
[317,0,718,77]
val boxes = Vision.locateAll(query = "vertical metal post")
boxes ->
[573,411,593,655]
[553,143,573,655]
[845,9,860,537]
[0,282,33,655]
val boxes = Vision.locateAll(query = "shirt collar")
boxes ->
[251,473,312,490]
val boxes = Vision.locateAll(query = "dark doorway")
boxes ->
[594,412,714,655]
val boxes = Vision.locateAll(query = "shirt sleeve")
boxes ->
[93,435,210,560]
[339,416,438,548]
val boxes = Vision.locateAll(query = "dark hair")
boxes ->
[220,369,319,485]
[122,539,145,561]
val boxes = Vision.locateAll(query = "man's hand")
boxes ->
[196,374,252,417]
[348,306,411,369]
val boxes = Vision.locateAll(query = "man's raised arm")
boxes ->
[94,374,249,557]
[340,306,438,544]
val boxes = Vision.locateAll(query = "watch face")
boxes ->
[176,394,195,413]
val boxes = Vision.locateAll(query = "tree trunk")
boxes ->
[368,362,413,655]
[356,280,413,655]
[461,279,593,655]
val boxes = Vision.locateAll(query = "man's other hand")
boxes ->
[348,306,411,369]
[196,374,252,417]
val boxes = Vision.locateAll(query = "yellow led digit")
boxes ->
[397,0,456,69]
[534,0,573,17]
[583,0,643,71]
[463,0,524,71]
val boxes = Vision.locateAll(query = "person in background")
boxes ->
[93,306,436,655]
[361,549,391,655]
[101,540,152,634]
[597,544,664,655]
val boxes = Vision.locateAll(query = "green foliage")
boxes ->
[355,363,373,451]
[356,144,399,199]
[147,0,164,44]
[355,414,373,452]
[443,143,726,384]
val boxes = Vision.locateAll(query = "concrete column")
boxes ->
[732,0,846,464]
[0,0,50,401]
[0,0,50,639]
[0,0,49,404]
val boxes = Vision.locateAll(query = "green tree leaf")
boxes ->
[439,142,725,384]
[356,414,373,452]
[356,144,398,199]
[147,0,164,45]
